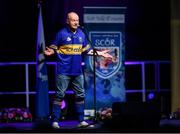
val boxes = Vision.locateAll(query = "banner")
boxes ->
[83,7,126,118]
[35,4,49,118]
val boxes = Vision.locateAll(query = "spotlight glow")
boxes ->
[61,100,66,109]
[148,93,155,100]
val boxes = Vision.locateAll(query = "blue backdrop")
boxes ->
[83,7,126,118]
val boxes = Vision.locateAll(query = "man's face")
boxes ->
[67,12,79,31]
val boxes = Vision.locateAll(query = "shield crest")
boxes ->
[89,47,122,79]
[88,31,123,79]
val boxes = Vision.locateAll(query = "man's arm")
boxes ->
[44,44,58,56]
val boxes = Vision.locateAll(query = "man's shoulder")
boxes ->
[57,27,68,33]
[55,27,69,38]
[77,28,85,36]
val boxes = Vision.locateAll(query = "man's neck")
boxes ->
[69,27,77,34]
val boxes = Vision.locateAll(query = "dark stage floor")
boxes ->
[0,120,104,133]
[1,119,180,133]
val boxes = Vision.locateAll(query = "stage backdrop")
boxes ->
[83,7,126,119]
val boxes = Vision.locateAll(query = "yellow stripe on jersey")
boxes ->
[82,44,91,52]
[57,44,83,55]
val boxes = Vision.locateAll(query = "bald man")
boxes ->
[45,12,112,129]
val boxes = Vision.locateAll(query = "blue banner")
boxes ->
[35,4,49,118]
[83,7,126,118]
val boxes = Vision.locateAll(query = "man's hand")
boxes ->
[44,47,55,56]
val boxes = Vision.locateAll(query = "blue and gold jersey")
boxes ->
[50,27,91,75]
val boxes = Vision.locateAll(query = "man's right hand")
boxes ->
[44,47,55,56]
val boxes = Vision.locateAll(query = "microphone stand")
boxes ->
[79,26,98,123]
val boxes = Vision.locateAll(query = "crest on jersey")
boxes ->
[79,37,83,43]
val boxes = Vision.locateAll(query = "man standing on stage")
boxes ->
[44,11,113,129]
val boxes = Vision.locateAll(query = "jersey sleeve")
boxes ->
[49,31,62,50]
